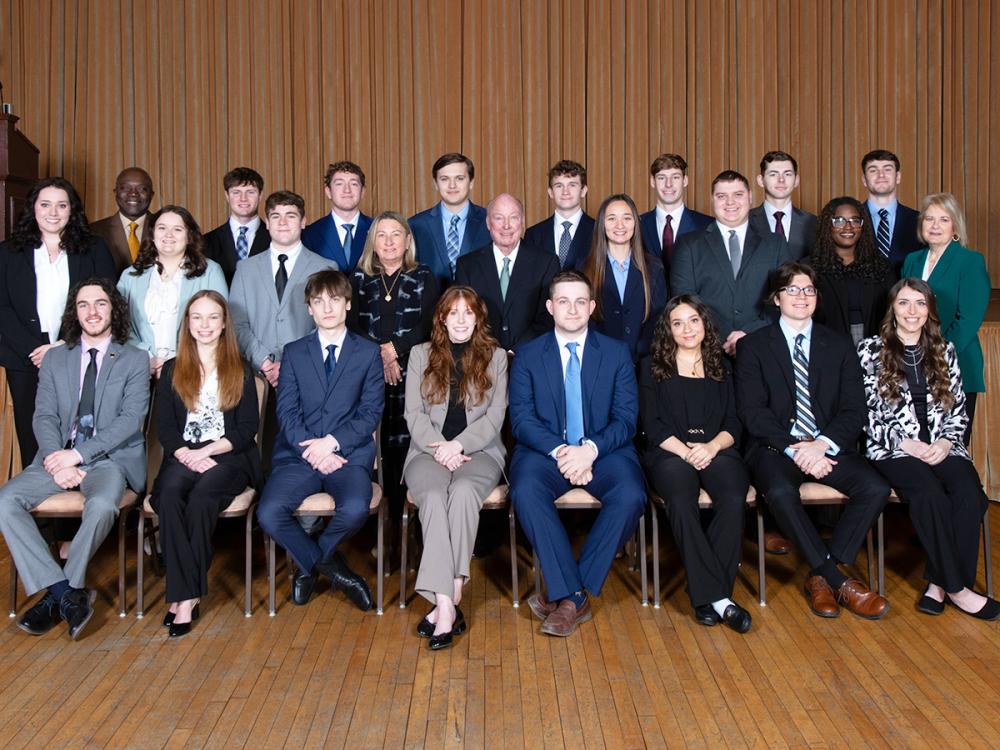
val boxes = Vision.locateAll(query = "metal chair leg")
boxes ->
[983,509,993,597]
[267,535,276,616]
[509,504,519,607]
[244,506,255,617]
[376,497,385,615]
[118,513,127,617]
[756,503,766,606]
[652,505,661,609]
[399,499,410,609]
[9,560,17,617]
[136,512,146,618]
[877,513,885,596]
[866,529,875,591]
[639,511,648,606]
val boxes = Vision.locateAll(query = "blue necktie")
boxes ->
[792,334,818,437]
[343,223,354,267]
[236,226,249,260]
[447,214,461,274]
[876,208,891,259]
[325,343,338,382]
[565,342,584,445]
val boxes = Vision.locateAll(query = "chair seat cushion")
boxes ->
[799,482,849,504]
[294,484,383,515]
[481,485,508,509]
[142,487,257,516]
[554,488,601,508]
[34,489,137,515]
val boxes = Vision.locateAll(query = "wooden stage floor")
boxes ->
[0,504,998,749]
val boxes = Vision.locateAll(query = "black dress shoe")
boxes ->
[59,588,96,641]
[316,553,373,611]
[948,595,1000,621]
[721,603,752,633]
[169,621,193,638]
[292,570,317,606]
[916,587,944,615]
[694,604,720,626]
[417,606,465,638]
[163,603,200,627]
[17,593,61,636]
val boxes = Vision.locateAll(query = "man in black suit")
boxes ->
[203,167,270,285]
[89,167,155,274]
[750,151,817,260]
[455,193,559,354]
[860,149,920,271]
[671,170,790,356]
[735,261,891,619]
[523,160,595,269]
[639,153,712,274]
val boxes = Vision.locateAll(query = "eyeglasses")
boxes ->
[780,285,817,297]
[831,216,864,228]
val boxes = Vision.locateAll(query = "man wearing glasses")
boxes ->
[735,261,891,620]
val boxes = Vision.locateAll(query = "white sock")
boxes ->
[711,598,734,617]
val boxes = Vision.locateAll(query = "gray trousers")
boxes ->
[0,460,126,595]
[404,453,502,603]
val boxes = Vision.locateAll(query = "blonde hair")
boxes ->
[356,211,417,275]
[917,192,967,246]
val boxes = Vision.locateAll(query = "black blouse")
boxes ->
[902,345,932,443]
[442,342,468,441]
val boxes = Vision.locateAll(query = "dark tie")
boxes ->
[564,342,584,445]
[236,226,249,260]
[876,208,891,259]
[74,348,98,447]
[728,230,741,278]
[324,343,338,382]
[343,223,354,266]
[661,214,675,262]
[558,220,573,267]
[773,211,786,239]
[792,334,818,437]
[447,215,461,274]
[275,254,288,302]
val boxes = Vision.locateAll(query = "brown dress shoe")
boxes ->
[837,578,890,620]
[763,530,791,555]
[540,598,593,637]
[804,575,840,618]
[526,593,558,620]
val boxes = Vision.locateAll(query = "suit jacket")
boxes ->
[735,321,866,461]
[116,259,228,357]
[811,262,896,341]
[591,254,668,362]
[455,243,560,352]
[0,237,117,371]
[32,339,150,491]
[90,213,152,275]
[229,247,337,368]
[403,344,508,475]
[670,222,790,339]
[523,213,596,270]
[272,330,384,470]
[902,241,990,392]
[509,330,638,460]
[301,212,372,274]
[861,201,920,269]
[638,206,713,264]
[748,205,817,260]
[410,202,492,288]
[203,220,271,285]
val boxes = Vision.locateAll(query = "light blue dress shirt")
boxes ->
[440,202,471,249]
[609,255,630,303]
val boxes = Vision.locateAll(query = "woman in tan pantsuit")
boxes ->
[403,286,508,650]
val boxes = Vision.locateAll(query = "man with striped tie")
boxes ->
[203,167,270,285]
[735,261,891,620]
[860,149,920,272]
[523,160,596,270]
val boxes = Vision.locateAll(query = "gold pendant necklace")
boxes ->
[380,270,402,302]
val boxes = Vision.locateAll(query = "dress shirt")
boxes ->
[145,270,183,359]
[71,334,112,443]
[269,242,303,278]
[118,212,147,242]
[552,209,584,255]
[777,317,839,456]
[655,205,686,250]
[492,242,520,277]
[33,244,70,343]
[229,215,261,249]
[551,329,598,458]
[715,221,749,260]
[866,197,898,241]
[182,369,225,443]
[331,210,361,247]
[763,201,793,236]
[609,253,630,302]
[439,202,471,247]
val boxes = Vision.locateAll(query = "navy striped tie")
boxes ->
[876,208,891,259]
[792,334,818,437]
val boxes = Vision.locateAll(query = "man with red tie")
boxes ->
[749,150,817,261]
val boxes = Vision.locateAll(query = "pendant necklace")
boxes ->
[380,270,401,302]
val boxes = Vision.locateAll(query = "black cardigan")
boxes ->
[810,261,896,341]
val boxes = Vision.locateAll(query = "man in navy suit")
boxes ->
[203,167,271,285]
[749,151,817,261]
[860,149,920,271]
[639,153,712,275]
[257,270,384,611]
[523,160,595,269]
[409,153,492,288]
[301,161,372,273]
[509,270,646,637]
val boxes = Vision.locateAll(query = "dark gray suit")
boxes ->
[748,205,817,261]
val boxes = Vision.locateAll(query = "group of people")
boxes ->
[0,146,993,647]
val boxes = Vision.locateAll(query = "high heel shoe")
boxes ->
[163,603,200,628]
[916,586,944,615]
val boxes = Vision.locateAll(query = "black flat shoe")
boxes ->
[163,603,200,627]
[721,603,752,634]
[168,621,193,638]
[694,604,720,627]
[17,593,61,636]
[428,613,468,651]
[417,606,465,638]
[916,587,944,615]
[948,595,1000,621]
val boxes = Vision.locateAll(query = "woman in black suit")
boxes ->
[638,294,752,632]
[808,196,894,345]
[0,177,116,464]
[153,290,260,636]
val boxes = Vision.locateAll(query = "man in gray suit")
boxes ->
[0,278,149,640]
[671,170,790,356]
[750,150,818,261]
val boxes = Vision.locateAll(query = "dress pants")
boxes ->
[0,460,125,595]
[257,460,372,574]
[751,450,889,571]
[874,455,988,592]
[151,459,251,602]
[510,449,646,602]
[646,451,748,607]
[5,368,39,466]
[404,453,502,603]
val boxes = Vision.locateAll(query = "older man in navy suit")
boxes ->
[301,161,372,273]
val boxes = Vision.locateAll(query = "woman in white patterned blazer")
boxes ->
[857,277,996,620]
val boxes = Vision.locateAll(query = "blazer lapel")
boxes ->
[789,208,807,249]
[580,333,603,436]
[93,341,122,419]
[928,243,957,284]
[326,332,353,394]
[737,226,763,279]
[278,251,311,311]
[706,225,737,289]
[541,334,566,431]
[309,333,327,388]
[325,219,348,269]
[502,249,530,314]
[428,204,451,275]
[66,346,82,422]
[767,326,795,398]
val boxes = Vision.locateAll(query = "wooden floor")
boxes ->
[0,506,998,749]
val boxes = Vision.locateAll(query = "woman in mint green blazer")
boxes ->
[901,193,990,444]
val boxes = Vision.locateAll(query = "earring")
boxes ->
[952,234,960,242]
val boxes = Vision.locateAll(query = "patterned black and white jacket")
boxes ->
[856,335,970,462]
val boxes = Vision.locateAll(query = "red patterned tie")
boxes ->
[661,215,674,262]
[773,211,786,239]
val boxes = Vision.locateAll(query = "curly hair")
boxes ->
[809,197,891,280]
[10,177,95,254]
[421,286,499,407]
[129,205,208,278]
[877,278,954,409]
[648,294,726,382]
[582,193,652,323]
[60,277,131,346]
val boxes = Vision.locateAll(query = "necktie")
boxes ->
[500,257,511,300]
[876,208,891,258]
[324,343,338,382]
[275,254,288,302]
[773,211,786,239]
[728,230,741,278]
[661,214,675,263]
[343,223,354,267]
[558,220,573,267]
[447,214,461,274]
[74,348,98,447]
[127,222,140,261]
[792,334,819,437]
[564,342,584,446]
[236,226,249,260]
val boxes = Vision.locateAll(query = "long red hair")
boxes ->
[173,290,246,412]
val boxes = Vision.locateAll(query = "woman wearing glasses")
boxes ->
[807,197,895,345]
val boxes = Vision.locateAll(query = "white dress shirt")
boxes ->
[552,209,584,256]
[715,221,749,259]
[270,242,304,278]
[492,242,520,277]
[145,270,183,359]
[33,244,70,343]
[656,205,686,248]
[763,201,793,236]
[229,215,261,249]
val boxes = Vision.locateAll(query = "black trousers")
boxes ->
[646,451,749,607]
[751,449,890,571]
[874,454,988,592]
[6,367,39,466]
[151,459,250,602]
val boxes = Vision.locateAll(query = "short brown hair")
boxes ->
[769,261,818,303]
[861,149,900,172]
[304,269,352,303]
[432,153,475,180]
[711,170,750,192]
[223,167,263,191]
[323,161,366,188]
[649,153,688,176]
[549,269,593,299]
[759,151,798,174]
[548,160,587,187]
[264,190,305,217]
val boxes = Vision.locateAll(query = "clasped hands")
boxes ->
[381,343,402,385]
[790,439,836,479]
[174,446,218,474]
[900,437,951,465]
[300,435,347,474]
[556,444,597,486]
[429,440,468,471]
[683,441,719,471]
[43,449,86,489]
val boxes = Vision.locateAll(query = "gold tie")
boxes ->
[127,221,140,260]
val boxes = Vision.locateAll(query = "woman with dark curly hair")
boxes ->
[0,177,116,464]
[116,205,227,377]
[402,286,507,649]
[808,196,895,345]
[638,294,752,632]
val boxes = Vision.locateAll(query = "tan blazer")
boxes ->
[403,344,508,475]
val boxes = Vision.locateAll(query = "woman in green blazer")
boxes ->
[901,193,990,444]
